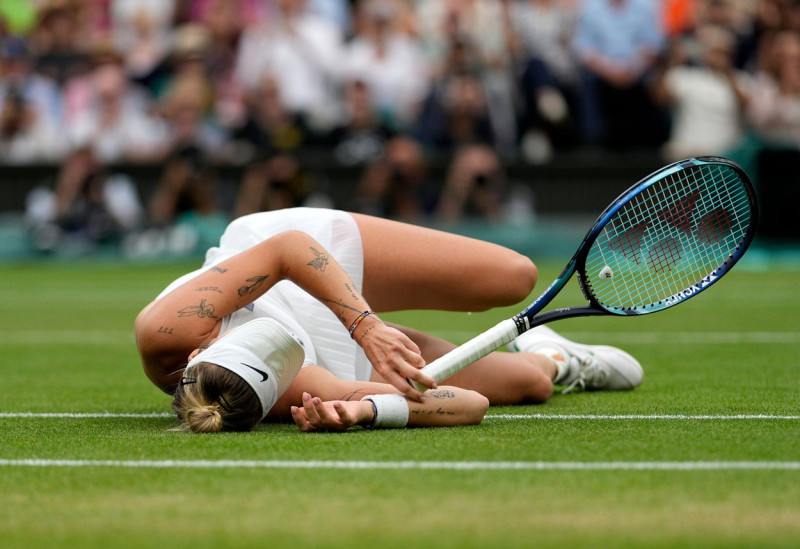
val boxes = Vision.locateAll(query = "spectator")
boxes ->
[146,146,224,228]
[352,136,435,221]
[29,0,90,85]
[140,52,231,251]
[343,0,430,131]
[235,0,345,131]
[231,74,316,162]
[0,85,66,163]
[0,35,62,135]
[692,0,754,69]
[415,69,495,153]
[746,30,800,148]
[156,45,230,161]
[110,0,176,84]
[327,78,396,166]
[24,147,144,253]
[571,0,668,149]
[414,0,518,154]
[654,24,752,161]
[508,0,579,160]
[233,153,311,218]
[65,45,167,164]
[435,143,509,224]
[187,0,247,131]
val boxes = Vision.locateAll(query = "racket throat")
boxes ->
[513,314,530,334]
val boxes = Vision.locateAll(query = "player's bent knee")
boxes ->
[526,373,554,404]
[500,256,538,305]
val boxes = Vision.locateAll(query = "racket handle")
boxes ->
[411,319,519,391]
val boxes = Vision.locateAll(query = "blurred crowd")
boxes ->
[1,0,799,254]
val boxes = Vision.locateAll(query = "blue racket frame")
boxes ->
[415,156,759,388]
[513,156,758,332]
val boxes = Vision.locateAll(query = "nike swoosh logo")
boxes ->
[240,363,269,382]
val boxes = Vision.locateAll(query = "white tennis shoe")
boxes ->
[508,325,643,393]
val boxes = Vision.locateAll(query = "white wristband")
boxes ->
[360,394,409,429]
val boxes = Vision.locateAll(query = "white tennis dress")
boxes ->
[156,208,372,382]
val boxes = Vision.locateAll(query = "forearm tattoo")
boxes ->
[177,299,218,319]
[411,407,456,417]
[238,275,269,297]
[410,390,457,417]
[315,295,363,326]
[307,247,329,272]
[427,389,456,399]
[210,265,228,274]
[339,389,373,402]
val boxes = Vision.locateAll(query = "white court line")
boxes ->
[0,459,798,471]
[0,331,798,345]
[1,412,798,420]
[486,414,800,420]
[0,412,173,418]
[435,331,800,345]
[0,331,132,345]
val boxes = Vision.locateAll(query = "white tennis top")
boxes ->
[157,208,372,382]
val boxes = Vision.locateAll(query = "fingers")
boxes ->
[332,401,356,425]
[290,405,315,432]
[384,367,436,402]
[393,348,437,402]
[291,393,354,432]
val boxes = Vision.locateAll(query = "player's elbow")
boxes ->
[462,390,490,425]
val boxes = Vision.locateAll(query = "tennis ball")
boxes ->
[599,266,614,279]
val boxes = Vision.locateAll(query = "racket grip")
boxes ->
[411,319,519,392]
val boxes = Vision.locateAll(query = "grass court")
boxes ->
[1,253,798,548]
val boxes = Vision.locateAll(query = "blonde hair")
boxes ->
[171,362,262,433]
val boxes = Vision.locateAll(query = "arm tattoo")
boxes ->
[427,389,456,399]
[238,275,269,297]
[344,283,359,301]
[316,296,363,320]
[307,247,329,272]
[157,326,174,335]
[339,389,373,402]
[210,266,228,274]
[196,286,223,294]
[177,299,218,319]
[411,407,455,417]
[356,324,377,344]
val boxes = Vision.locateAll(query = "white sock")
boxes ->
[534,345,570,384]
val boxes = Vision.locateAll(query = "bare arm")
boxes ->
[278,367,488,432]
[135,230,436,397]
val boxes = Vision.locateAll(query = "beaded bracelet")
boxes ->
[348,309,373,339]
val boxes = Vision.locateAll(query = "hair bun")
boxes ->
[187,404,224,433]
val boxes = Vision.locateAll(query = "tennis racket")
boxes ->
[412,156,758,390]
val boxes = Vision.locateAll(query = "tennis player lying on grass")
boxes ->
[135,208,643,433]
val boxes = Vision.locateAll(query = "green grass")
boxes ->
[1,257,799,549]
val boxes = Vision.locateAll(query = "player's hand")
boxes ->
[290,392,372,432]
[355,322,437,402]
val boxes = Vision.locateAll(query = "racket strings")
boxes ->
[586,163,752,311]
